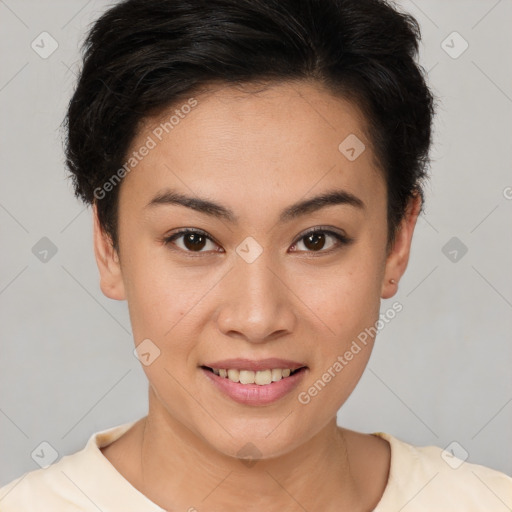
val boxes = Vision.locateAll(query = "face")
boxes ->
[93,80,419,459]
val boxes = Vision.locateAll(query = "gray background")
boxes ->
[1,0,511,487]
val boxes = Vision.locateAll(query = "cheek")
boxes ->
[121,248,199,343]
[124,262,202,390]
[296,278,378,415]
[291,254,382,403]
[296,258,382,339]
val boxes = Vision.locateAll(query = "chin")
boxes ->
[196,416,314,463]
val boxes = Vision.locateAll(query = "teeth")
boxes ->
[227,369,239,382]
[211,368,299,385]
[254,369,272,385]
[271,369,282,382]
[239,370,255,384]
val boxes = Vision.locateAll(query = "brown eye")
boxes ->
[163,227,353,256]
[163,229,220,253]
[182,232,207,251]
[303,232,327,251]
[291,228,353,253]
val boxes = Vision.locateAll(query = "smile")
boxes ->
[200,365,308,406]
[203,367,304,385]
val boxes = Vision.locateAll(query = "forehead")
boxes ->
[119,80,385,224]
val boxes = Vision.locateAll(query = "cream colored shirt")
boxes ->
[1,421,511,511]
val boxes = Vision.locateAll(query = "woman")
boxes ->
[1,0,510,510]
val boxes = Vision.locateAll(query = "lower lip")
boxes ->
[201,367,307,406]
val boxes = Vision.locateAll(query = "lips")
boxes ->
[200,358,307,372]
[199,358,309,405]
[200,365,308,405]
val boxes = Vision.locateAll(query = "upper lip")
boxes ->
[202,358,307,372]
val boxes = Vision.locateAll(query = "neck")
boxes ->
[132,387,367,512]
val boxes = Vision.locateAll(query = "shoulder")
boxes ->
[0,421,156,512]
[373,432,512,511]
[0,448,95,511]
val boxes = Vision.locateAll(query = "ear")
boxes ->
[92,203,126,301]
[381,191,422,299]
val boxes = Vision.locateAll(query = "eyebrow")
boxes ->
[145,187,365,224]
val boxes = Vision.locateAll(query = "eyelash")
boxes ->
[162,227,354,257]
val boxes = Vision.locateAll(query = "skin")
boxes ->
[94,80,421,511]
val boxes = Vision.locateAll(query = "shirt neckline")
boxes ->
[81,422,397,511]
[69,421,165,511]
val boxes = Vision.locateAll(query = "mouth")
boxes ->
[199,363,308,406]
[200,365,307,385]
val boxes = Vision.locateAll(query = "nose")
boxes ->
[214,250,297,344]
